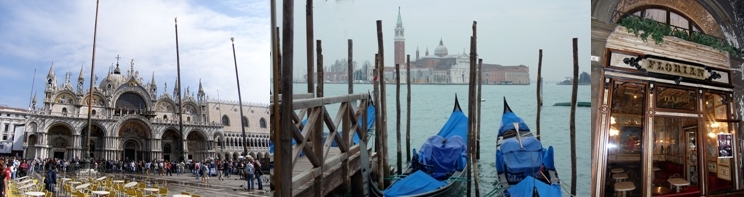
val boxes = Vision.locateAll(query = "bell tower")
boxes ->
[394,7,405,67]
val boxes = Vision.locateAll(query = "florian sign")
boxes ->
[642,58,707,80]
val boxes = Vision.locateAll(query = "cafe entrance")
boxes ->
[595,53,739,196]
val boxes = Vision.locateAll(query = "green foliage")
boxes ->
[619,16,742,56]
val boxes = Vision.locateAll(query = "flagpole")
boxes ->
[84,0,100,170]
[175,17,185,162]
[231,37,249,157]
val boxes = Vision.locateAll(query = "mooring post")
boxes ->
[570,38,579,196]
[269,0,280,191]
[474,58,482,197]
[314,39,324,197]
[279,0,294,196]
[405,54,411,162]
[476,57,482,160]
[348,39,353,94]
[536,49,543,141]
[373,54,384,190]
[305,0,314,96]
[395,63,402,175]
[317,40,324,98]
[375,20,391,187]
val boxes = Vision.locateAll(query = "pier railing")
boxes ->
[274,92,372,196]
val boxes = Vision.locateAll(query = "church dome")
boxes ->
[99,64,128,90]
[434,39,448,57]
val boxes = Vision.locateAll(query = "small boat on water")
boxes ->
[370,95,469,197]
[496,97,562,197]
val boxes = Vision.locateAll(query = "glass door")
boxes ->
[651,117,699,195]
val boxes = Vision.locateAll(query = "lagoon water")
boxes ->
[291,83,591,196]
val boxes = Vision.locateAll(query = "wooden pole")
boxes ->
[313,39,324,197]
[84,0,100,165]
[231,38,249,158]
[373,54,383,190]
[474,58,482,197]
[536,49,543,141]
[375,20,391,187]
[348,39,353,94]
[316,40,324,98]
[270,0,280,191]
[395,63,402,174]
[279,0,294,196]
[405,55,411,162]
[570,38,579,196]
[305,0,314,96]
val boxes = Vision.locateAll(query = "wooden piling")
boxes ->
[305,0,314,96]
[570,38,578,196]
[395,63,402,175]
[348,39,353,94]
[314,39,324,197]
[405,55,411,162]
[474,58,482,197]
[536,49,543,141]
[375,20,391,187]
[278,0,294,196]
[373,54,384,190]
[269,0,281,187]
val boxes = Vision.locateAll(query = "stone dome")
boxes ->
[434,39,448,57]
[99,64,128,90]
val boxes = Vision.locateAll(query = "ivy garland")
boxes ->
[619,16,742,56]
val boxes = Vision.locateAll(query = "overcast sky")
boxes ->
[276,0,589,82]
[0,0,270,109]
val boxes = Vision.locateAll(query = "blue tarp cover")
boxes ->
[428,135,466,179]
[383,170,446,197]
[498,111,531,137]
[436,110,469,145]
[499,137,544,183]
[505,176,562,197]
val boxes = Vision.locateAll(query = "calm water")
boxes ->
[291,83,591,196]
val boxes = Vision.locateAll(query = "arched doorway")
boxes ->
[81,124,105,159]
[27,135,37,159]
[162,129,180,161]
[122,140,140,161]
[118,120,151,161]
[186,131,207,161]
[48,124,73,159]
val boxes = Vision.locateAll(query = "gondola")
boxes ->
[369,95,468,197]
[496,97,562,197]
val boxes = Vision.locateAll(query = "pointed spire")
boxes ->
[47,63,55,78]
[78,66,85,80]
[198,78,204,93]
[113,62,121,74]
[396,6,402,25]
[439,38,443,46]
[32,92,37,104]
[151,72,156,85]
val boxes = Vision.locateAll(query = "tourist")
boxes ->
[0,160,6,197]
[178,161,184,176]
[223,160,230,178]
[44,166,57,194]
[145,161,151,175]
[200,162,209,184]
[245,158,254,190]
[194,162,201,180]
[217,160,224,181]
[166,161,173,176]
[253,158,263,190]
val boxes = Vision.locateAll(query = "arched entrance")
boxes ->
[48,124,73,159]
[162,129,180,161]
[81,124,105,159]
[118,119,151,161]
[26,135,37,159]
[186,130,207,161]
[122,140,140,161]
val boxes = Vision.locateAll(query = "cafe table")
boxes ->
[668,178,690,193]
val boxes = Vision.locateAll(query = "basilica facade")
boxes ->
[23,60,270,162]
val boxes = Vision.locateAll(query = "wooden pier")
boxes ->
[268,0,389,196]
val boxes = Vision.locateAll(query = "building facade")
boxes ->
[0,106,27,156]
[591,0,744,196]
[23,60,270,162]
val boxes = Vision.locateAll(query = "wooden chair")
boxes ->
[158,188,168,197]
